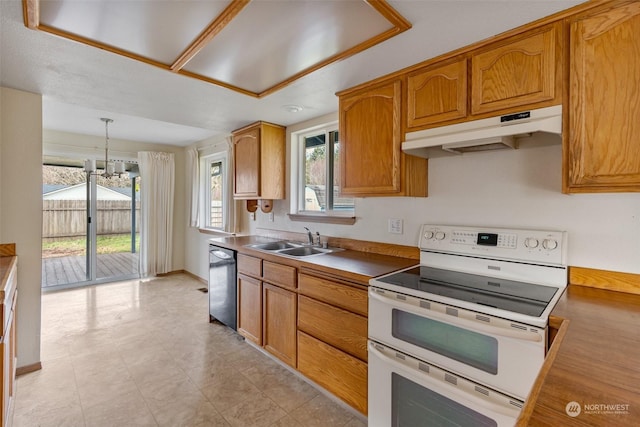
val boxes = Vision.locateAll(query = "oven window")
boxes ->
[392,373,497,427]
[392,309,498,374]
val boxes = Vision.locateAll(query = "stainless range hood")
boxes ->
[402,105,562,158]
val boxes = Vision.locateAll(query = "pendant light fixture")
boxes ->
[84,117,127,178]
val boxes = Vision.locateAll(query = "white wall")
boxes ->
[183,135,236,281]
[44,129,187,272]
[1,87,43,368]
[243,117,640,275]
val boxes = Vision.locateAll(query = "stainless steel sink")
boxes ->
[246,241,299,251]
[278,246,332,257]
[244,241,342,258]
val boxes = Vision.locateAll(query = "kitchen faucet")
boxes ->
[304,227,314,245]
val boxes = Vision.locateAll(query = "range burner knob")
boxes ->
[543,239,558,250]
[435,231,446,241]
[424,230,434,240]
[524,238,539,248]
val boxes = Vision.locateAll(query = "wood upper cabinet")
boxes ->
[565,1,640,192]
[338,77,427,197]
[233,121,285,200]
[263,283,297,368]
[470,23,562,116]
[407,58,467,128]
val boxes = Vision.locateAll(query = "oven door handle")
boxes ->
[368,341,523,418]
[369,288,543,343]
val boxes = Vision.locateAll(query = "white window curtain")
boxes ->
[187,147,200,228]
[138,151,175,276]
[225,136,239,234]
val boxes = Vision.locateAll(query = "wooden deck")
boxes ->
[42,252,139,288]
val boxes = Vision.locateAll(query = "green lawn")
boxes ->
[42,234,140,258]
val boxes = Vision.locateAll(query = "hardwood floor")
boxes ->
[42,253,139,288]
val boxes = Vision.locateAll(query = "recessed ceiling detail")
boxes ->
[23,0,411,98]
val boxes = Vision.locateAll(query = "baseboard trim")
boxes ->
[157,269,207,285]
[16,362,42,376]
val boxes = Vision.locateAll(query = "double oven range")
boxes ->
[368,224,567,427]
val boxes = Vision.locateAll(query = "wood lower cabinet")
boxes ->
[298,273,368,317]
[338,77,427,197]
[0,253,17,427]
[236,254,297,366]
[470,22,562,116]
[237,273,262,346]
[297,272,368,415]
[263,284,297,368]
[565,1,640,192]
[298,331,368,415]
[298,295,367,362]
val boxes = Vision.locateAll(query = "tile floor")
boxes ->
[14,274,367,427]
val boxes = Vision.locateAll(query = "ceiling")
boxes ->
[0,0,585,147]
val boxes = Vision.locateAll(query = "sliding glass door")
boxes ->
[42,158,140,290]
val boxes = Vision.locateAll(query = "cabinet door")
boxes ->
[340,79,402,195]
[407,58,468,129]
[263,284,297,368]
[237,273,262,345]
[233,127,260,198]
[471,23,561,115]
[566,2,640,192]
[297,331,367,415]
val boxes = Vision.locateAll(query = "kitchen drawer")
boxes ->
[237,254,261,278]
[298,273,367,316]
[263,261,296,289]
[298,295,367,361]
[297,331,367,415]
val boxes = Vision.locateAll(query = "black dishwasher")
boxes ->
[208,244,237,331]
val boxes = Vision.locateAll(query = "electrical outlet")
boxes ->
[268,212,274,222]
[388,218,403,234]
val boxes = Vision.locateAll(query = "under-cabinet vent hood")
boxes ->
[402,105,562,158]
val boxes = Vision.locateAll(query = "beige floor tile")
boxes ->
[258,371,319,413]
[76,376,140,408]
[200,371,264,412]
[220,392,287,427]
[269,415,303,427]
[151,400,230,427]
[12,401,85,427]
[82,389,157,427]
[289,394,356,427]
[17,275,366,427]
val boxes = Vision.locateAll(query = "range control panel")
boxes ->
[419,224,567,265]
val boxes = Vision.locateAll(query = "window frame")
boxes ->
[290,121,355,224]
[201,152,228,231]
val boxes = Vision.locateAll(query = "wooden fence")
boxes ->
[43,200,140,238]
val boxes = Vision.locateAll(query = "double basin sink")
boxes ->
[244,240,343,258]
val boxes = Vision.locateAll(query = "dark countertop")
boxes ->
[519,285,640,425]
[208,235,418,286]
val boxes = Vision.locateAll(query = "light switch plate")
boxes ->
[268,212,274,222]
[388,218,403,234]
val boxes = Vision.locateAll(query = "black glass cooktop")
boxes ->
[376,266,559,317]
